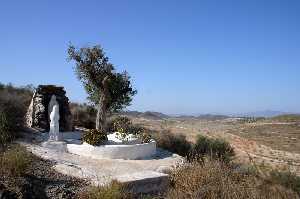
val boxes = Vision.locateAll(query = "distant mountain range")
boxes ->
[234,110,291,118]
[123,110,299,120]
[122,111,229,120]
[173,114,230,120]
[121,111,169,120]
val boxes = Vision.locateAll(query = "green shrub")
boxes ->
[0,145,32,176]
[137,131,152,143]
[189,135,235,163]
[126,125,152,143]
[78,180,131,199]
[107,116,153,143]
[111,116,132,133]
[82,129,108,146]
[269,170,300,196]
[153,130,192,157]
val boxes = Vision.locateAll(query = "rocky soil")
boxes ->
[0,150,87,199]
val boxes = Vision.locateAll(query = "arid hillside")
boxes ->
[127,114,300,176]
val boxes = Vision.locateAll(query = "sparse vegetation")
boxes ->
[271,114,300,123]
[269,170,300,196]
[153,130,192,157]
[229,123,300,153]
[0,144,86,198]
[0,145,32,177]
[82,129,108,146]
[77,180,132,199]
[166,159,298,199]
[189,135,235,163]
[0,83,33,148]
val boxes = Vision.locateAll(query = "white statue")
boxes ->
[48,95,57,120]
[49,97,61,141]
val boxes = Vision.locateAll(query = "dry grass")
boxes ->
[229,123,300,153]
[1,144,87,198]
[131,117,300,176]
[0,145,32,177]
[77,180,132,199]
[166,160,299,199]
[268,169,300,195]
[270,114,300,123]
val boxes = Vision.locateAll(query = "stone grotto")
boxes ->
[26,85,72,132]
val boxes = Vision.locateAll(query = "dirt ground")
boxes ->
[130,117,300,176]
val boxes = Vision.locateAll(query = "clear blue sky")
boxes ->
[0,0,299,115]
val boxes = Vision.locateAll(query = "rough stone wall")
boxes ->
[26,85,73,132]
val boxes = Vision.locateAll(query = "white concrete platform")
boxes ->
[41,141,67,152]
[18,140,184,194]
[67,140,157,160]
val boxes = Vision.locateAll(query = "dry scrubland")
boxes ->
[1,83,300,198]
[130,115,300,176]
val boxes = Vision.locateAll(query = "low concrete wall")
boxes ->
[67,140,157,160]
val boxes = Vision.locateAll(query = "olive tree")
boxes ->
[68,44,137,132]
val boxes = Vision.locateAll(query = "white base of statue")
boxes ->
[41,141,67,153]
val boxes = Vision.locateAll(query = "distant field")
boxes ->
[228,123,300,154]
[130,115,300,175]
[270,114,300,123]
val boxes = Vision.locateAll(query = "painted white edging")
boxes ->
[67,140,156,160]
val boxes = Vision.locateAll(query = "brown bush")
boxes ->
[70,103,96,129]
[268,169,300,196]
[0,83,33,148]
[166,160,298,199]
[0,145,32,177]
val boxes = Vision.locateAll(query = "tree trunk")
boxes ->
[96,76,110,132]
[96,94,107,132]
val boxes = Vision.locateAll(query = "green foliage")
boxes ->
[189,135,235,163]
[137,131,152,143]
[82,129,108,146]
[112,116,132,133]
[269,170,300,195]
[67,45,137,113]
[153,130,192,157]
[0,145,32,176]
[89,72,138,113]
[107,116,152,143]
[78,180,131,199]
